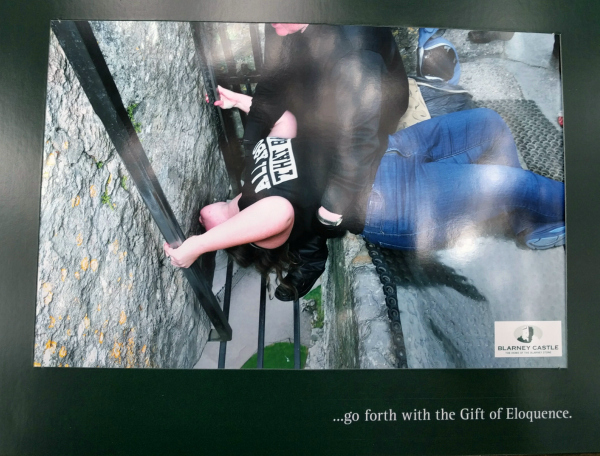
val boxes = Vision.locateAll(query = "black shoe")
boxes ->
[275,266,324,301]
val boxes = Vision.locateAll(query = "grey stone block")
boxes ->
[313,234,395,369]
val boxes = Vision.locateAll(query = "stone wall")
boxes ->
[308,234,396,369]
[35,21,228,368]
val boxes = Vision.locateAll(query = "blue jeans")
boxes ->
[361,108,565,250]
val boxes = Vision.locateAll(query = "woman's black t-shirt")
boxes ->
[238,137,334,248]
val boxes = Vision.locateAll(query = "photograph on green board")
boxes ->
[35,21,565,369]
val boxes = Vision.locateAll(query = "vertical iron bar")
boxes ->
[247,23,262,97]
[217,23,242,92]
[217,23,247,126]
[249,24,263,73]
[190,22,242,194]
[256,275,267,368]
[244,78,253,97]
[217,257,234,368]
[51,20,232,341]
[293,298,301,369]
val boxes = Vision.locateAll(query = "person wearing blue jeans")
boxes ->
[165,108,565,282]
[362,108,565,250]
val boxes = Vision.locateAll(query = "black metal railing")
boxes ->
[190,22,244,195]
[52,20,232,342]
[217,257,234,367]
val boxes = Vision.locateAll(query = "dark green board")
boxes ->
[1,1,599,454]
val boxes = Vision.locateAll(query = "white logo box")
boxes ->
[495,321,562,358]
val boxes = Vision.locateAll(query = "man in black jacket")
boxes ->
[243,23,409,300]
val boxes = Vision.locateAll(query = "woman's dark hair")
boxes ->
[225,243,298,298]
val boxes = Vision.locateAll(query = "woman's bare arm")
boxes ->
[199,194,242,231]
[270,110,297,139]
[214,85,253,113]
[164,196,294,268]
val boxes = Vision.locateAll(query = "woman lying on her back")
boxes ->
[164,87,565,295]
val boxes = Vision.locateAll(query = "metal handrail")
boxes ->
[257,276,267,368]
[190,21,245,195]
[51,20,232,342]
[293,299,301,369]
[218,258,235,368]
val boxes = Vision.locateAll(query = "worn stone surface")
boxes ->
[449,30,561,126]
[505,32,556,69]
[309,234,394,369]
[313,234,358,369]
[444,28,508,62]
[394,27,419,76]
[318,235,566,370]
[500,59,561,127]
[35,21,228,368]
[353,264,395,369]
[460,60,524,100]
[397,238,566,368]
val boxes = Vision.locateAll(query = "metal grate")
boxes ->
[476,99,565,182]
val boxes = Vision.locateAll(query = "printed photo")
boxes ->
[35,21,565,369]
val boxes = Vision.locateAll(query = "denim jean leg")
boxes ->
[387,108,522,166]
[362,109,564,250]
[412,162,564,247]
[362,152,418,249]
[433,108,522,167]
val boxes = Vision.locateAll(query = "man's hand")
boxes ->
[163,238,202,269]
[317,206,343,226]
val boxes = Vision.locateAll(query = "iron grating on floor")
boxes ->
[476,99,565,182]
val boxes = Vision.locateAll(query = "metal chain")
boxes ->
[364,240,408,368]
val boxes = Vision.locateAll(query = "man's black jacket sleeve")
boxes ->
[320,49,386,218]
[243,78,288,152]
